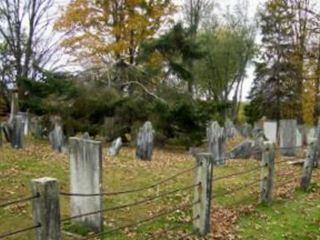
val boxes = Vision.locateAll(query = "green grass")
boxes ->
[0,137,319,239]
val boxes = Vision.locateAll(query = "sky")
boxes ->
[54,0,265,101]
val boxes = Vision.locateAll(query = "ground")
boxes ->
[0,138,319,240]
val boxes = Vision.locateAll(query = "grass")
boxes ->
[0,137,319,240]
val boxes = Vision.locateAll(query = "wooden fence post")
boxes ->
[260,141,275,204]
[31,177,61,240]
[193,153,213,236]
[300,139,317,191]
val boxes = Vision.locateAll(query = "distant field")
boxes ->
[0,138,319,240]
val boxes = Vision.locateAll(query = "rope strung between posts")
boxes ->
[275,173,301,189]
[213,165,260,182]
[0,193,40,208]
[60,165,198,197]
[212,178,261,199]
[61,183,200,222]
[84,199,201,239]
[0,223,41,239]
[147,215,199,240]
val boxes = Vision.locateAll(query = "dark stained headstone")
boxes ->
[136,121,155,161]
[225,118,239,139]
[11,115,24,149]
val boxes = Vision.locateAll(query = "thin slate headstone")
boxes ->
[17,112,29,136]
[279,119,297,156]
[11,115,24,149]
[108,137,122,156]
[136,121,155,161]
[49,122,64,153]
[69,137,103,232]
[207,121,225,165]
[263,121,277,143]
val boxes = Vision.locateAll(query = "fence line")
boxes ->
[60,165,198,197]
[0,193,39,208]
[61,183,199,222]
[84,199,200,239]
[0,223,41,239]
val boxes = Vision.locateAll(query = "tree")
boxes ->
[55,0,175,67]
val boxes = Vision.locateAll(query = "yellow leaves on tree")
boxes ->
[55,0,176,65]
[302,78,316,125]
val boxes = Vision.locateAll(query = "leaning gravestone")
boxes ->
[279,119,297,156]
[2,122,12,143]
[11,115,25,149]
[229,140,255,159]
[108,137,122,156]
[49,121,64,153]
[69,137,103,232]
[207,121,225,165]
[136,121,155,160]
[225,118,239,139]
[263,121,277,143]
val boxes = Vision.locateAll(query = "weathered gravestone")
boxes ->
[17,112,29,136]
[229,140,255,159]
[207,121,225,165]
[307,127,315,145]
[2,122,12,143]
[83,132,91,140]
[108,137,122,156]
[49,120,64,153]
[263,121,277,143]
[11,115,25,149]
[279,119,297,156]
[296,129,302,147]
[9,89,19,123]
[136,121,155,161]
[225,118,239,139]
[69,137,103,232]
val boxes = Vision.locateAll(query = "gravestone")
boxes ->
[279,119,297,156]
[17,112,29,136]
[2,122,12,143]
[83,132,91,140]
[11,115,25,149]
[263,121,277,143]
[207,121,225,165]
[296,129,302,147]
[49,121,64,153]
[108,137,122,156]
[229,140,255,159]
[225,118,238,139]
[136,121,155,161]
[307,127,315,144]
[9,90,18,123]
[69,137,103,232]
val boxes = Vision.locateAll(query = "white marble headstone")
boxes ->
[263,121,277,143]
